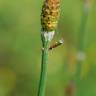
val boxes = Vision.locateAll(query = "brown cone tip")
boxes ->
[41,0,60,32]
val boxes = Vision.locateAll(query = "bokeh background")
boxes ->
[0,0,96,96]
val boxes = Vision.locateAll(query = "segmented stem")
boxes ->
[38,35,49,96]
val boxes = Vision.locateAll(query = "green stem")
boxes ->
[76,2,89,82]
[38,37,49,96]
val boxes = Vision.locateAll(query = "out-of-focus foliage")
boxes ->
[0,0,96,96]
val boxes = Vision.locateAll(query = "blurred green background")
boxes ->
[0,0,96,96]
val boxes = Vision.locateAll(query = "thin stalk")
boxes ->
[38,38,49,96]
[64,6,89,96]
[64,1,90,96]
[76,5,89,81]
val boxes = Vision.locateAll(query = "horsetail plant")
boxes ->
[38,0,61,96]
[64,1,91,96]
[76,0,91,81]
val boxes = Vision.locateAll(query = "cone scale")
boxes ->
[41,0,60,32]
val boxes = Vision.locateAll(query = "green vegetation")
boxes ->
[0,0,96,96]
